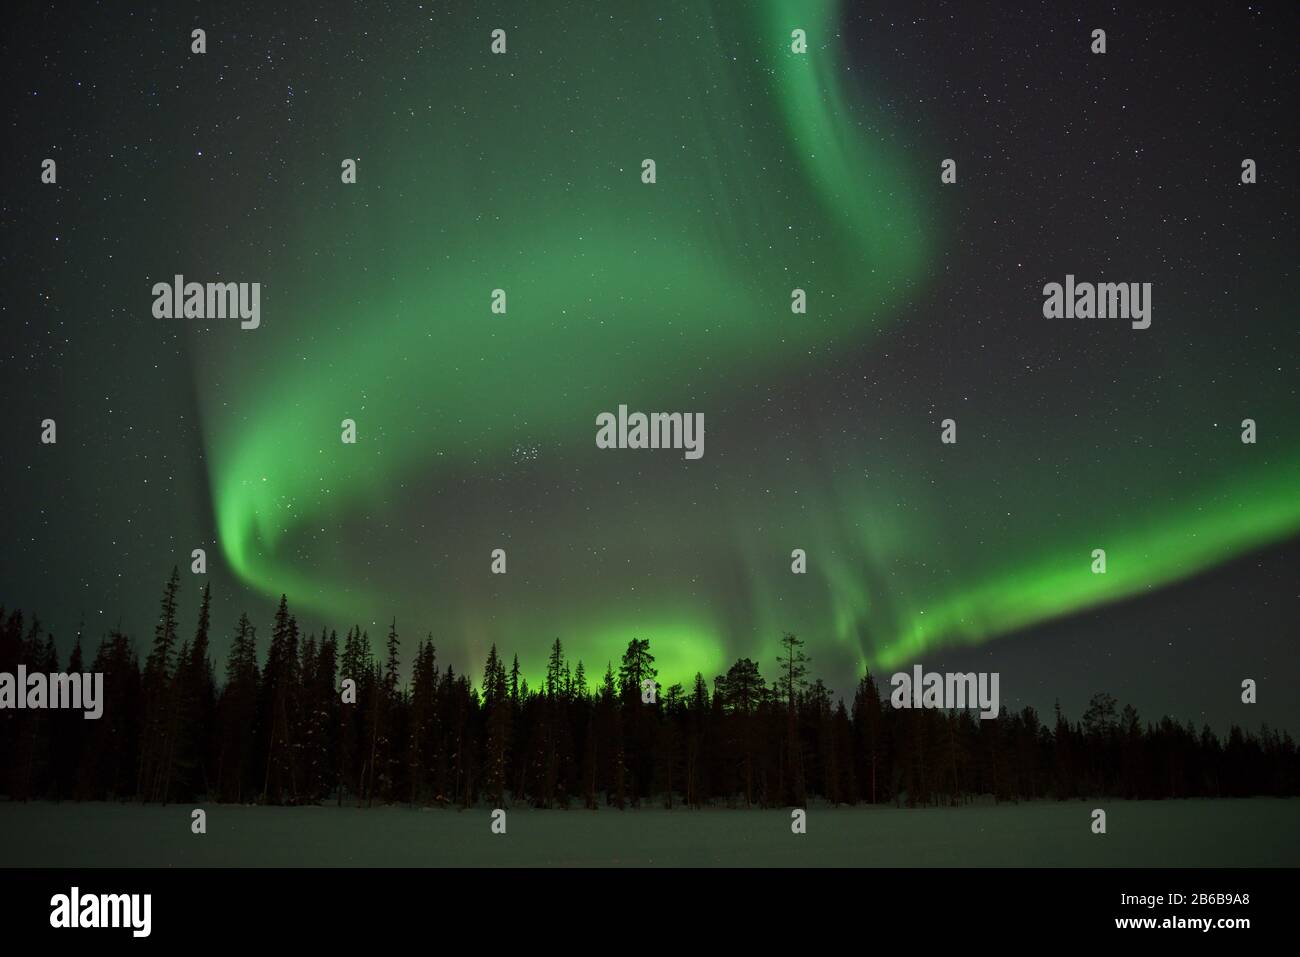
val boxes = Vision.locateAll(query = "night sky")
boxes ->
[2,0,1296,732]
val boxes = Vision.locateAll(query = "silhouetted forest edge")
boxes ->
[3,570,1297,808]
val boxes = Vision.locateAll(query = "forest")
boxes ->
[2,568,1296,808]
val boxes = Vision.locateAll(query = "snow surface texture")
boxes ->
[1,799,1297,867]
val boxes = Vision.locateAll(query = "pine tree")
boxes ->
[259,596,301,804]
[299,634,319,796]
[8,583,1299,809]
[545,639,565,698]
[616,638,657,702]
[216,613,258,802]
[719,658,764,806]
[655,684,685,808]
[597,663,625,808]
[407,638,439,804]
[375,619,403,802]
[81,630,141,800]
[617,638,657,803]
[685,672,709,807]
[309,629,339,802]
[164,583,215,802]
[53,630,89,799]
[775,633,809,805]
[853,672,884,804]
[338,627,369,803]
[775,633,809,711]
[482,644,510,805]
[138,567,181,801]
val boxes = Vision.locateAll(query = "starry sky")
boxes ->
[2,0,1297,731]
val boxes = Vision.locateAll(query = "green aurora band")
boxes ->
[191,0,1300,685]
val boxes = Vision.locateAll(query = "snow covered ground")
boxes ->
[1,798,1295,867]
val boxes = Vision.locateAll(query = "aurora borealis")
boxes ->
[3,0,1297,727]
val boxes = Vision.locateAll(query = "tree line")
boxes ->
[2,569,1297,807]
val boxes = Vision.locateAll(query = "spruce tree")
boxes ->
[138,567,181,801]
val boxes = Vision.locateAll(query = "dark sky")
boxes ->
[2,0,1296,733]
